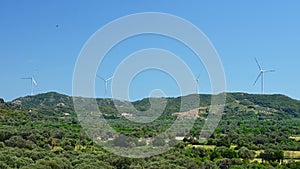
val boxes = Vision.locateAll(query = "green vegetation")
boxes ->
[0,92,299,168]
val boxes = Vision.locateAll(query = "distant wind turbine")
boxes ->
[22,76,37,96]
[253,58,275,94]
[97,75,113,97]
[194,73,200,94]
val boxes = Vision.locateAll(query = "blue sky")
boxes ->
[1,1,300,101]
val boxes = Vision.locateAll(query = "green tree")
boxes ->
[152,136,165,147]
[260,149,284,163]
[247,162,266,169]
[14,157,34,168]
[113,135,138,147]
[229,165,244,169]
[74,161,114,169]
[273,150,284,163]
[223,148,238,159]
[216,158,232,169]
[238,147,255,160]
[4,136,34,149]
[210,150,222,161]
[201,161,218,169]
[0,161,9,169]
[21,163,52,169]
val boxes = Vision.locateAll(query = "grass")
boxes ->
[252,158,300,163]
[230,145,238,149]
[289,136,300,141]
[254,150,300,159]
[284,151,300,159]
[187,145,216,150]
[255,150,264,157]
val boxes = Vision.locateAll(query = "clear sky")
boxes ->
[1,0,300,101]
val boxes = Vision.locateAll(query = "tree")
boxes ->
[74,161,114,169]
[238,147,255,160]
[192,147,208,158]
[152,136,165,147]
[260,149,284,163]
[0,161,9,169]
[168,138,178,147]
[216,136,231,148]
[260,149,273,162]
[0,142,5,148]
[273,150,284,163]
[4,136,34,149]
[229,165,244,169]
[216,158,232,169]
[14,157,34,168]
[113,135,138,147]
[36,157,72,169]
[223,149,238,159]
[247,162,266,169]
[20,163,52,169]
[210,150,222,161]
[285,161,300,169]
[201,161,218,169]
[0,130,15,142]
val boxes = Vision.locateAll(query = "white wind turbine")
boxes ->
[194,73,200,94]
[22,76,37,96]
[253,58,275,94]
[97,75,113,97]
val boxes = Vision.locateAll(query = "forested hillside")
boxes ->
[0,92,299,168]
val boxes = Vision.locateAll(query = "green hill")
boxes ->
[0,92,300,168]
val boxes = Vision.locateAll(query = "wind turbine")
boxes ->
[97,75,113,97]
[22,76,37,96]
[253,58,275,94]
[194,73,200,94]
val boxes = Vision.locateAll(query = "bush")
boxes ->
[238,147,255,160]
[4,136,34,149]
[14,157,34,168]
[152,136,165,147]
[223,149,238,159]
[74,161,114,169]
[36,157,72,169]
[113,135,138,147]
[200,161,218,169]
[0,142,5,148]
[21,163,52,169]
[0,161,9,169]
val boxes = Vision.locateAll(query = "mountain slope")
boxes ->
[1,92,300,168]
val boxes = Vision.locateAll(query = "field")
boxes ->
[187,145,216,150]
[284,151,300,159]
[289,136,300,141]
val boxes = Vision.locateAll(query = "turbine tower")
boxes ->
[22,76,37,96]
[253,58,275,94]
[97,75,113,97]
[194,73,200,94]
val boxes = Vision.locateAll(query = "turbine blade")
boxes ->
[106,76,113,81]
[255,58,262,70]
[253,73,262,86]
[96,74,105,81]
[32,77,37,86]
[265,70,275,73]
[196,73,201,80]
